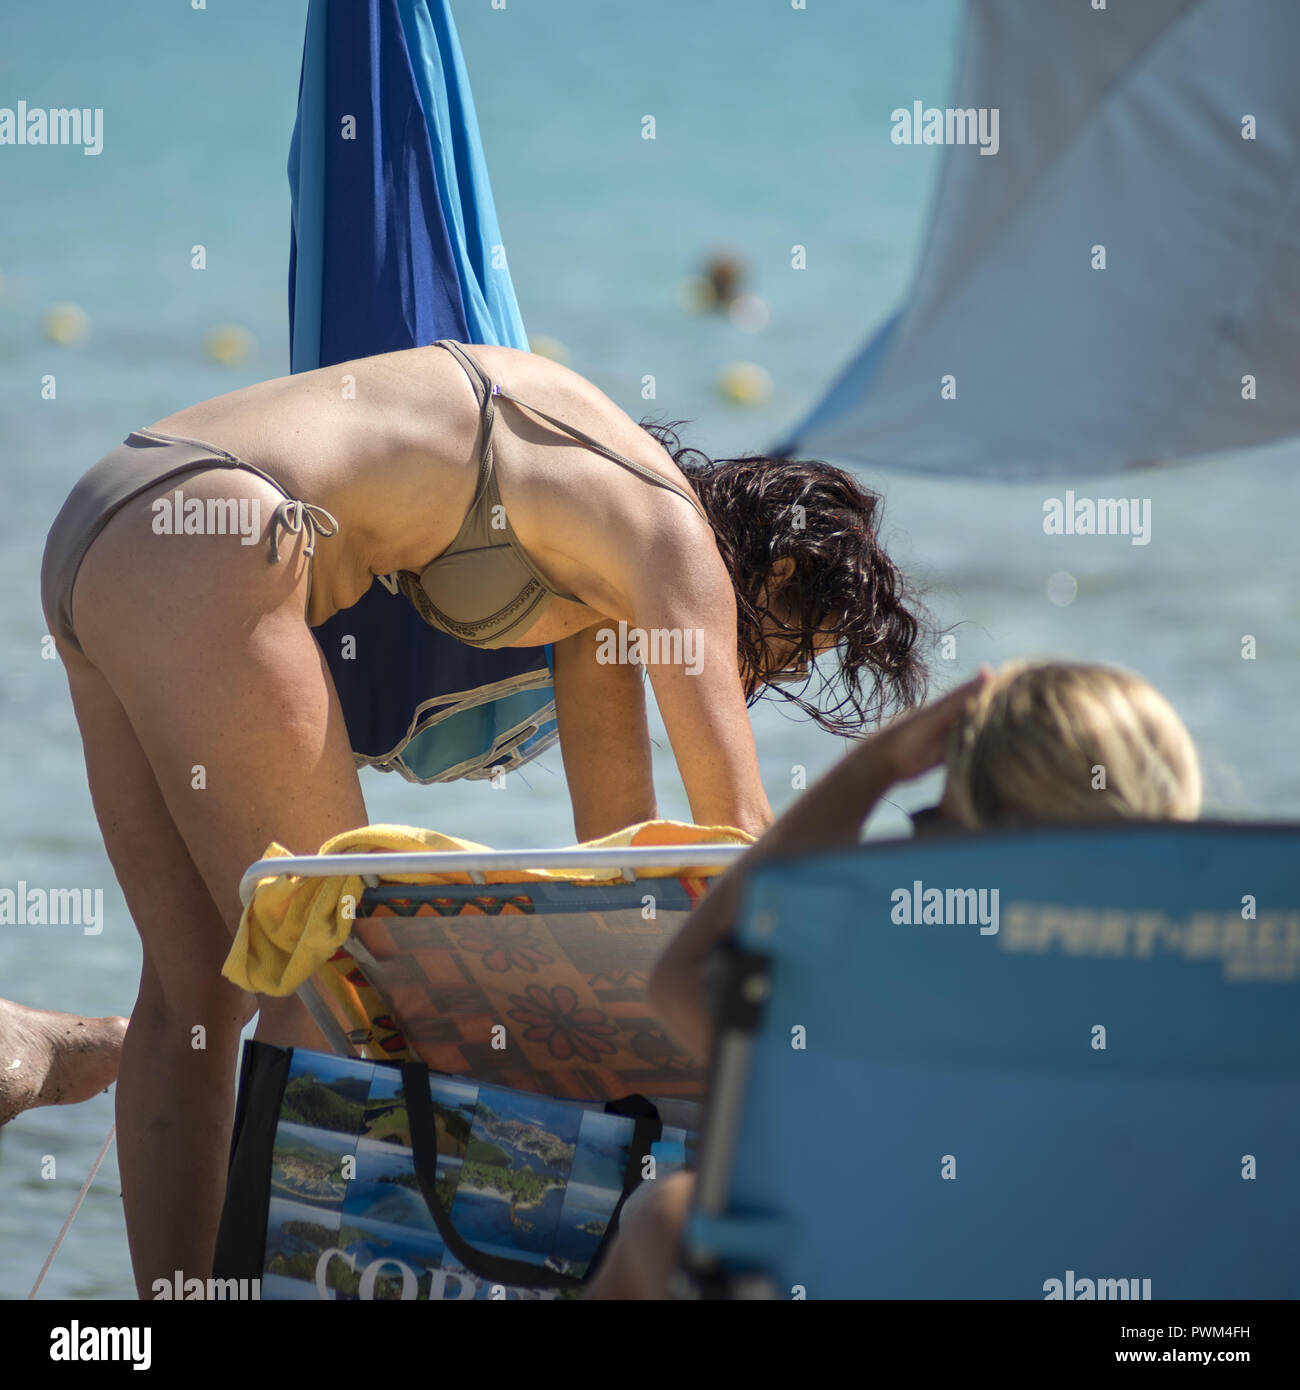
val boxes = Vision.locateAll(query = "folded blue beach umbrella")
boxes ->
[288,0,557,782]
[781,0,1300,479]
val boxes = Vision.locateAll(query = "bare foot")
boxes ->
[0,998,129,1126]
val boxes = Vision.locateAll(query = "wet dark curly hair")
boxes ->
[640,420,927,735]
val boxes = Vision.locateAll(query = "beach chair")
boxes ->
[239,835,747,1102]
[215,830,744,1299]
[682,821,1300,1299]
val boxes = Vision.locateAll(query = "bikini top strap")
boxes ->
[493,383,708,523]
[436,339,706,525]
[435,340,497,501]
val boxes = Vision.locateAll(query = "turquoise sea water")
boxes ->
[1,0,1297,1299]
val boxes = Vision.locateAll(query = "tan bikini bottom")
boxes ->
[40,427,336,654]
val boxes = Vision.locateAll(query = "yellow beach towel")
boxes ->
[223,819,752,997]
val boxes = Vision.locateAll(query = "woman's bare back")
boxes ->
[146,343,701,642]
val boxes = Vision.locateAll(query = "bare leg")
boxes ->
[63,470,368,1295]
[255,995,328,1050]
[0,998,128,1126]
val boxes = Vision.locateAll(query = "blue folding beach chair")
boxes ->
[682,822,1300,1299]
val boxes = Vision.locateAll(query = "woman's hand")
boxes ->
[855,668,991,784]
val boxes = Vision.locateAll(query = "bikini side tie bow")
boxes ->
[267,497,340,564]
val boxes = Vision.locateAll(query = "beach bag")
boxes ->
[214,1041,695,1300]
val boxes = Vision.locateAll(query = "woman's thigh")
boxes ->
[68,468,367,939]
[62,644,242,1014]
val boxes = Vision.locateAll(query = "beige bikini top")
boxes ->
[394,340,707,648]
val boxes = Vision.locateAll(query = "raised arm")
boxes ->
[649,672,989,1059]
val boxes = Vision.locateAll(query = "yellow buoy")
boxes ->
[529,335,569,364]
[717,360,772,406]
[205,323,254,365]
[43,303,90,345]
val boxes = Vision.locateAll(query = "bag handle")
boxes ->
[402,1063,662,1293]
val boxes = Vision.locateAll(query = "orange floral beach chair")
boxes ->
[227,822,751,1103]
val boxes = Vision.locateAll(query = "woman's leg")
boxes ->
[62,648,259,1294]
[63,469,368,1294]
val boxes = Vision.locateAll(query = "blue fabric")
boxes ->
[288,0,556,781]
[782,0,1300,478]
[690,822,1300,1297]
[286,0,326,374]
[393,0,527,349]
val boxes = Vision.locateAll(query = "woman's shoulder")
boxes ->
[461,341,600,406]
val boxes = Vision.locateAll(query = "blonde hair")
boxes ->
[944,661,1202,830]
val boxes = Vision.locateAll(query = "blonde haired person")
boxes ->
[936,659,1202,829]
[589,660,1202,1299]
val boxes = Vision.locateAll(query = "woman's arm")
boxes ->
[649,672,989,1059]
[552,624,658,842]
[524,465,770,837]
[624,523,773,838]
